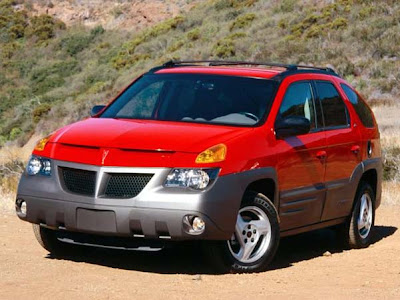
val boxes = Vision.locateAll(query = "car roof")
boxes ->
[149,60,340,80]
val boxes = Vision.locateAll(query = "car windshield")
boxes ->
[100,73,277,126]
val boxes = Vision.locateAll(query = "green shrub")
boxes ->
[60,32,93,56]
[111,53,151,69]
[26,14,66,42]
[230,13,256,31]
[90,25,105,36]
[330,17,348,29]
[9,127,22,140]
[33,103,52,123]
[167,39,185,53]
[384,147,400,181]
[306,24,326,38]
[276,0,297,13]
[146,16,185,38]
[111,16,184,69]
[0,2,28,42]
[213,38,235,58]
[0,135,7,146]
[187,28,200,41]
[30,60,79,94]
[213,0,258,11]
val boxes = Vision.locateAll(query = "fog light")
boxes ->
[20,201,27,215]
[192,217,205,233]
[16,199,27,217]
[183,215,206,235]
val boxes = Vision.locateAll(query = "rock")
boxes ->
[192,275,202,281]
[323,251,332,257]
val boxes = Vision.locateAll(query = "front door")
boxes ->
[274,81,327,231]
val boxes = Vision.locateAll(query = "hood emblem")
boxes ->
[101,149,110,165]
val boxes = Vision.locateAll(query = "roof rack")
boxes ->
[150,60,340,77]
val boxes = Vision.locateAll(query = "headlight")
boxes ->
[164,168,219,190]
[27,156,52,176]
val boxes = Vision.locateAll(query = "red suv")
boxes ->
[16,61,382,273]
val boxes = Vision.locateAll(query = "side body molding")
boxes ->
[320,157,383,221]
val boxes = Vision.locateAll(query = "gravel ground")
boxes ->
[0,205,399,300]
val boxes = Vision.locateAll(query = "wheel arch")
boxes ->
[245,178,278,208]
[360,169,378,199]
[350,158,383,209]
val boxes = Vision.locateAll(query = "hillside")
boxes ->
[28,0,199,30]
[0,0,399,185]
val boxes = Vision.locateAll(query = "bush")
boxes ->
[330,17,348,29]
[33,103,52,123]
[384,147,400,181]
[90,25,105,36]
[214,0,257,10]
[26,14,66,42]
[187,28,200,41]
[167,39,185,53]
[213,38,235,57]
[111,16,184,69]
[276,0,297,13]
[60,32,93,56]
[230,13,256,31]
[9,127,22,140]
[30,60,79,94]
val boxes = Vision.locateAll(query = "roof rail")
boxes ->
[151,60,339,77]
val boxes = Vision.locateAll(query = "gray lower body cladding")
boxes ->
[17,159,278,240]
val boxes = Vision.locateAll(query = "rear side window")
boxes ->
[315,81,349,128]
[278,82,316,130]
[341,84,375,128]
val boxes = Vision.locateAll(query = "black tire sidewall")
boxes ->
[350,183,375,248]
[212,191,280,273]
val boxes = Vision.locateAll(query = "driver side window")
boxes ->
[279,82,316,130]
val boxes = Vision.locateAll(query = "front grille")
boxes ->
[104,173,153,198]
[61,167,96,196]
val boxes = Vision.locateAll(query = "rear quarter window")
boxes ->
[315,81,349,128]
[341,84,375,128]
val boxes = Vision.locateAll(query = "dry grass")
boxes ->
[372,103,400,149]
[381,181,400,206]
[0,188,14,215]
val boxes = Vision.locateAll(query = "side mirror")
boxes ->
[275,116,311,139]
[90,105,106,117]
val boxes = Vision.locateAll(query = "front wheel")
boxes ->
[204,191,280,273]
[33,224,76,255]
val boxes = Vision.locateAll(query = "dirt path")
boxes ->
[0,206,399,300]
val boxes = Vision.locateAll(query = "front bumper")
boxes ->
[17,160,245,240]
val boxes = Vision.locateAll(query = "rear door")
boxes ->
[274,80,327,230]
[314,80,362,221]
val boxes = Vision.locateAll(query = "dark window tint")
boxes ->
[279,82,316,130]
[341,84,375,128]
[101,74,277,126]
[316,82,349,128]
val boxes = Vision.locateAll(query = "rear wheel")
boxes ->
[340,182,375,249]
[204,191,280,273]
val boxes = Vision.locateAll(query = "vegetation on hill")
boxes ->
[0,0,399,185]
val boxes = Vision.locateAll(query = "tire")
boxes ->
[340,182,375,249]
[204,191,280,273]
[33,224,74,255]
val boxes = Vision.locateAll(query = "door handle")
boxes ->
[351,145,360,154]
[316,150,327,160]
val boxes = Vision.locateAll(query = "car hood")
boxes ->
[51,118,252,153]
